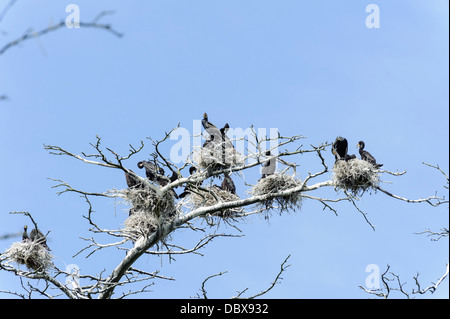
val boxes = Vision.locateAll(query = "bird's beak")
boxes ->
[332,149,336,155]
[356,143,359,148]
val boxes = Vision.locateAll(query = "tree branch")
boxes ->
[0,10,122,56]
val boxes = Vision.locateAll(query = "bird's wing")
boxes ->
[262,158,276,174]
[362,151,377,164]
[125,172,136,187]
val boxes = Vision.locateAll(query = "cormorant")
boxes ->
[332,136,356,162]
[22,225,29,242]
[202,113,222,142]
[138,161,174,183]
[137,161,159,183]
[179,166,202,198]
[221,172,236,194]
[202,114,236,168]
[357,141,383,168]
[261,150,276,179]
[155,167,178,186]
[220,123,230,135]
[138,161,179,198]
[125,170,143,189]
[332,136,348,161]
[30,228,51,251]
[219,123,234,156]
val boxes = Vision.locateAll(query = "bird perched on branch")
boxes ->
[202,113,236,168]
[125,170,143,189]
[179,166,202,198]
[22,225,29,242]
[29,227,51,251]
[332,136,356,162]
[137,160,179,198]
[221,172,236,195]
[220,123,229,136]
[202,113,222,142]
[137,161,160,183]
[155,167,179,187]
[220,123,234,149]
[261,151,276,179]
[357,141,383,169]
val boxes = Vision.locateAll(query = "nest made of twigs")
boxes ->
[193,144,244,172]
[122,187,176,219]
[121,187,177,238]
[190,186,242,218]
[123,210,159,238]
[332,159,380,195]
[250,173,303,214]
[4,241,53,271]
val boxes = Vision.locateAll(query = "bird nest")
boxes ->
[250,173,303,214]
[190,186,242,219]
[121,187,177,238]
[122,187,176,219]
[4,241,53,272]
[332,159,380,195]
[123,210,159,239]
[193,145,244,172]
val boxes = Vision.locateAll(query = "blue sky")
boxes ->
[0,0,448,298]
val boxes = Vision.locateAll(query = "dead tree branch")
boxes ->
[0,10,122,56]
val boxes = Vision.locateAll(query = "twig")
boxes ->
[232,254,291,299]
[0,11,122,55]
[199,271,229,299]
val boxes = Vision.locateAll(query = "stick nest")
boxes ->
[193,145,244,172]
[332,159,380,195]
[4,241,53,271]
[190,186,242,218]
[250,173,303,214]
[123,211,159,239]
[121,187,177,238]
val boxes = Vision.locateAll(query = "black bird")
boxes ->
[202,113,222,144]
[30,228,51,251]
[261,151,276,179]
[179,166,202,198]
[332,136,356,162]
[125,170,143,189]
[22,225,29,242]
[138,161,179,198]
[220,123,235,150]
[153,166,178,187]
[202,113,222,155]
[202,114,236,168]
[220,123,229,135]
[332,136,348,161]
[357,141,383,168]
[202,113,234,149]
[221,172,236,194]
[137,161,160,183]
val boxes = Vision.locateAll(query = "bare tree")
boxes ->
[1,2,447,300]
[0,124,447,299]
